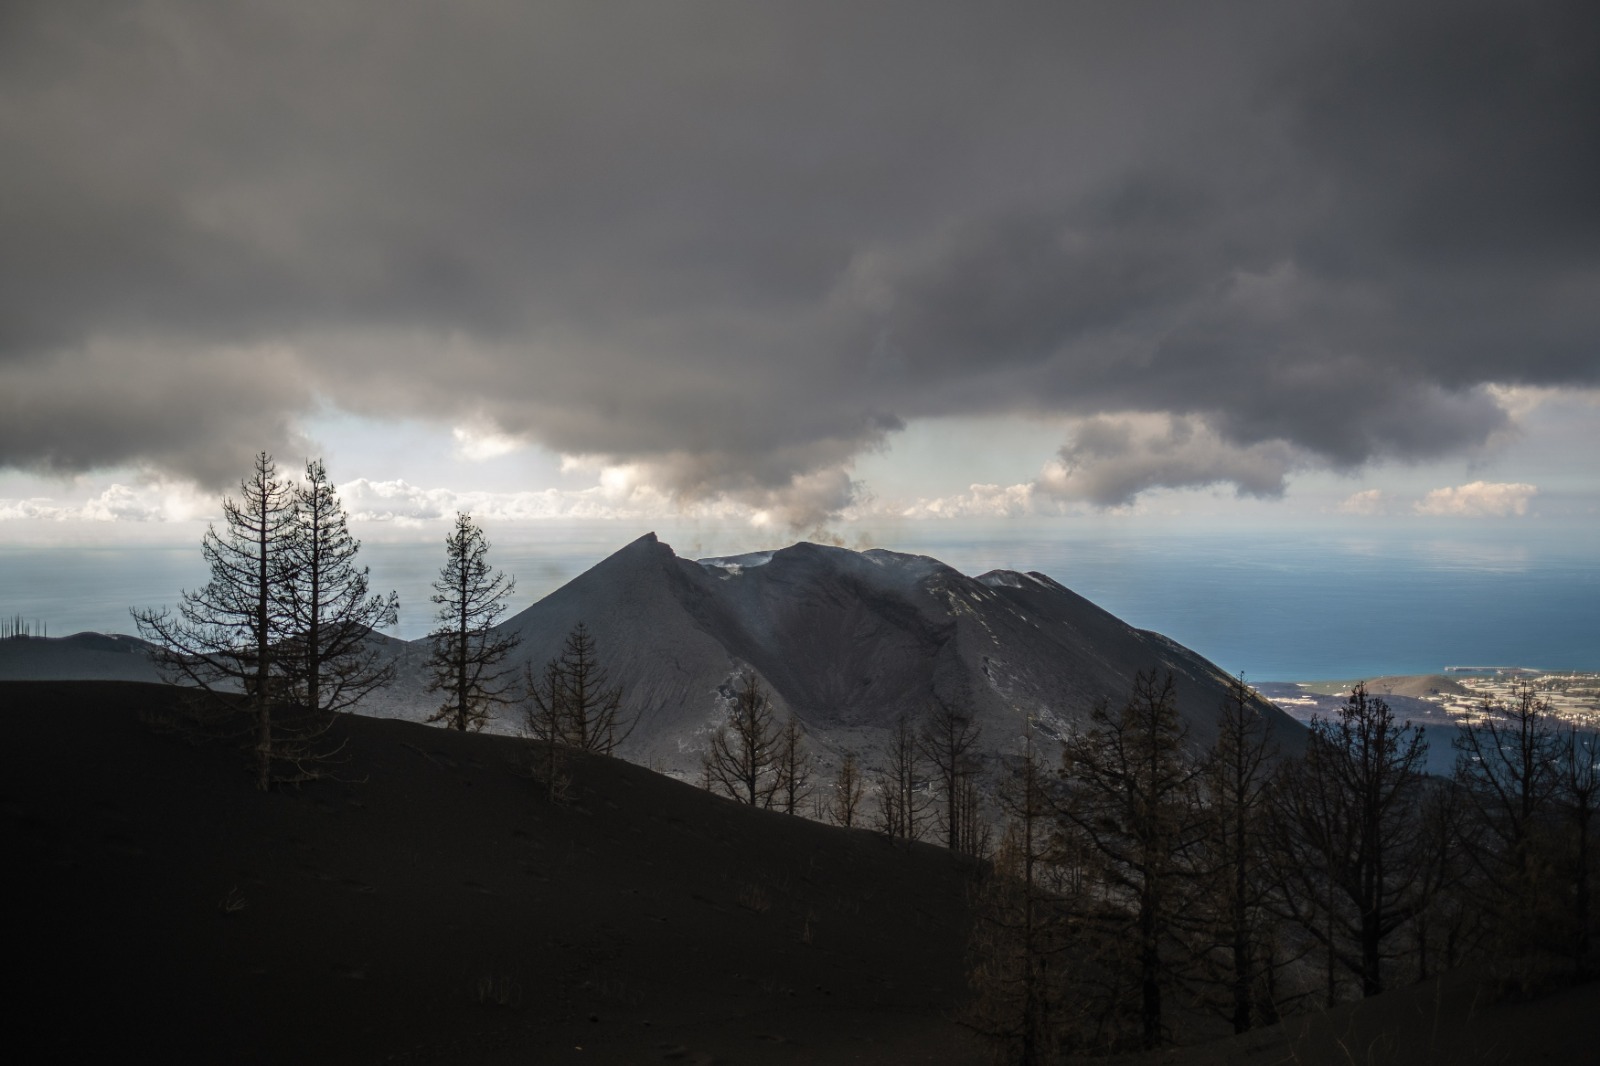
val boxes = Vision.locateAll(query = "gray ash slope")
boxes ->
[382,532,1302,776]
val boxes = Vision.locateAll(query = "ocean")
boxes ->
[2,524,1595,682]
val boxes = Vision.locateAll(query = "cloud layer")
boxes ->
[3,1,1597,524]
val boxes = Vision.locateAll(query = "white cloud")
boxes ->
[896,482,1047,520]
[0,481,215,524]
[1336,489,1391,516]
[336,477,754,526]
[1414,481,1537,518]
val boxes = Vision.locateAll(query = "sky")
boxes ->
[2,0,1597,557]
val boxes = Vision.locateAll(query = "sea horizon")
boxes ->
[4,522,1594,684]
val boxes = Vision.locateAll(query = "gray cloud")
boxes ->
[2,0,1596,514]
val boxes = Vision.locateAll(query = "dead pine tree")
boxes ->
[1452,682,1566,958]
[133,452,339,791]
[1271,682,1442,1000]
[874,712,929,841]
[1196,673,1279,1034]
[281,458,400,718]
[554,622,634,754]
[920,702,984,854]
[1558,727,1599,971]
[1056,670,1203,1051]
[523,657,571,803]
[829,752,866,827]
[967,731,1059,1064]
[703,673,782,807]
[775,715,815,815]
[426,512,521,732]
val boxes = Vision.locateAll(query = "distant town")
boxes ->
[1274,670,1600,730]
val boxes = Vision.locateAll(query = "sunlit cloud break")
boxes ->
[1414,481,1538,518]
[1336,489,1392,516]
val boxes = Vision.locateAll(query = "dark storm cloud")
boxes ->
[2,0,1595,516]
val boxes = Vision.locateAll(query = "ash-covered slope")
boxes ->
[414,533,1302,776]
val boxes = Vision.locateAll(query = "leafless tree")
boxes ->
[523,657,571,803]
[1558,726,1599,969]
[967,733,1061,1063]
[281,459,399,717]
[553,623,633,754]
[874,712,928,841]
[920,702,984,854]
[520,623,634,802]
[703,673,781,807]
[1195,674,1279,1033]
[1270,683,1443,999]
[1452,682,1566,958]
[1055,670,1203,1050]
[426,512,521,731]
[829,752,866,827]
[132,452,332,790]
[775,715,815,815]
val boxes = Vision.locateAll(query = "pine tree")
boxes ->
[1271,683,1443,999]
[921,702,984,853]
[829,752,866,827]
[282,459,399,717]
[883,713,934,838]
[554,622,632,754]
[967,734,1060,1063]
[523,657,571,802]
[874,712,929,841]
[1452,682,1565,958]
[1557,725,1599,970]
[426,512,521,731]
[1196,674,1278,1033]
[703,673,781,806]
[132,452,317,790]
[1056,670,1202,1049]
[775,716,815,815]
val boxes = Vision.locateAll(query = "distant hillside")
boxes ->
[0,631,164,682]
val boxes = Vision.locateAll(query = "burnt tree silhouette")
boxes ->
[775,715,815,815]
[426,512,520,732]
[967,733,1061,1064]
[875,712,929,841]
[1271,683,1444,999]
[523,657,571,803]
[1055,670,1202,1050]
[703,673,782,807]
[921,702,984,854]
[537,623,634,754]
[282,459,399,717]
[1196,674,1279,1033]
[132,452,329,790]
[1558,726,1599,970]
[829,752,866,827]
[1452,682,1566,958]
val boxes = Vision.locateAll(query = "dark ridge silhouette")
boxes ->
[4,680,983,1064]
[0,630,165,682]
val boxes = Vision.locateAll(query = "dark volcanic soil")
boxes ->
[3,681,984,1064]
[9,680,1594,1065]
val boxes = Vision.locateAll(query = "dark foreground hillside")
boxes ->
[2,681,984,1064]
